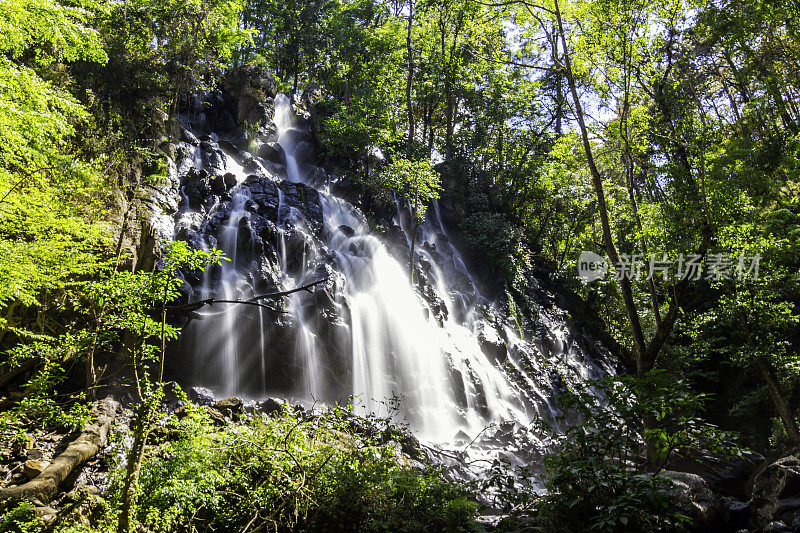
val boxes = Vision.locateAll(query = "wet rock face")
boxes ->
[157,86,349,400]
[258,141,286,166]
[477,323,508,363]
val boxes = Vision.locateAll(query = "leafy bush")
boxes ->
[536,373,737,532]
[487,372,734,532]
[459,212,521,278]
[103,403,478,532]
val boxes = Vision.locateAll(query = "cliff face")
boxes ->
[141,70,616,473]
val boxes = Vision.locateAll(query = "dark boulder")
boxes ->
[258,141,286,166]
[190,386,215,405]
[253,397,286,416]
[210,172,236,195]
[183,168,211,207]
[669,450,766,499]
[293,141,316,164]
[211,109,237,132]
[200,144,227,175]
[477,324,508,363]
[306,166,329,188]
[180,126,200,145]
[218,138,251,164]
[222,65,278,125]
[242,158,266,176]
[660,470,721,529]
[276,180,323,228]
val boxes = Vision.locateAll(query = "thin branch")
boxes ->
[164,278,330,314]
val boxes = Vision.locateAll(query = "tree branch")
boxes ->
[164,278,330,315]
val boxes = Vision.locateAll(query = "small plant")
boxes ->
[376,157,441,281]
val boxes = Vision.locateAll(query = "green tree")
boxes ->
[94,241,224,533]
[378,157,441,280]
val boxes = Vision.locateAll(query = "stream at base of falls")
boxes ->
[150,92,616,485]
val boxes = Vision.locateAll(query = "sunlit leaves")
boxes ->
[0,0,112,312]
[377,157,441,220]
[0,0,107,64]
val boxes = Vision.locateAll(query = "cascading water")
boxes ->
[269,93,536,441]
[161,91,615,475]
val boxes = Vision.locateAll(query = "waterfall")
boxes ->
[167,92,614,463]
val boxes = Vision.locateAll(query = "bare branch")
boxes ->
[165,278,330,315]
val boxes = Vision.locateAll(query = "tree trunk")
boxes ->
[406,0,415,157]
[552,27,563,137]
[118,402,151,533]
[409,224,417,283]
[444,83,454,160]
[0,398,117,503]
[757,356,800,445]
[0,358,40,389]
[553,0,648,371]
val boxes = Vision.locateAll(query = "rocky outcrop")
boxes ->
[750,455,800,530]
[661,470,722,529]
[652,453,800,532]
[221,65,278,126]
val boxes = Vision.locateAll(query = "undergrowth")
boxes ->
[1,402,481,533]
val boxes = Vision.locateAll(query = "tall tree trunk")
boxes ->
[444,82,454,160]
[406,0,415,157]
[421,100,428,150]
[409,222,418,283]
[552,27,563,137]
[552,0,647,372]
[497,126,504,173]
[553,0,669,468]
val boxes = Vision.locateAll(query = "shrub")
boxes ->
[537,373,738,532]
[459,212,521,278]
[106,403,478,532]
[488,372,735,532]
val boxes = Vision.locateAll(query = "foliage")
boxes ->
[0,337,92,441]
[459,212,521,278]
[533,372,734,532]
[478,371,736,532]
[123,406,476,532]
[0,0,113,446]
[1,405,480,532]
[88,242,224,382]
[104,242,224,533]
[0,0,111,315]
[71,0,251,194]
[376,157,441,222]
